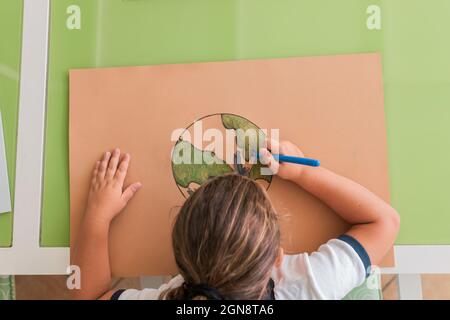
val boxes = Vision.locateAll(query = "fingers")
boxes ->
[122,182,142,204]
[259,148,279,174]
[97,151,112,180]
[263,138,282,174]
[265,138,281,154]
[91,161,100,185]
[115,153,130,185]
[106,148,121,180]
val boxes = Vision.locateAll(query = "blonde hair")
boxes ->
[161,173,280,300]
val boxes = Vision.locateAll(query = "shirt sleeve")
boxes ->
[273,237,368,300]
[111,275,184,300]
[337,234,371,276]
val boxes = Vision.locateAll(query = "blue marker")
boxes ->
[260,153,320,167]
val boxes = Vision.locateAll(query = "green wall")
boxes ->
[39,0,450,245]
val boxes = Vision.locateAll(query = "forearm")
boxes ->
[70,149,140,299]
[293,166,399,265]
[294,166,395,225]
[72,214,112,300]
[263,139,399,265]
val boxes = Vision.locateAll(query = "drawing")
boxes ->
[171,113,272,198]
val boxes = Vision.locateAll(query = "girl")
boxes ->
[72,140,399,300]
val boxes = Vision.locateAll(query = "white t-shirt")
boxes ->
[113,236,369,300]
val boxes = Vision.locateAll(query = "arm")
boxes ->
[260,140,400,266]
[72,149,142,300]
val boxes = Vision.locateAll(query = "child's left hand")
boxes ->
[85,148,142,224]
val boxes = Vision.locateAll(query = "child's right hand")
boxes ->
[259,139,306,182]
[85,149,142,225]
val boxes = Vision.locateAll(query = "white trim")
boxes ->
[397,274,423,300]
[0,248,69,275]
[0,0,69,275]
[381,245,450,274]
[12,0,48,249]
[140,276,171,289]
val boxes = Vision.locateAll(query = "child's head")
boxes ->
[162,173,281,300]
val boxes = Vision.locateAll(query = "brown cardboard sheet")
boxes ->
[70,53,394,276]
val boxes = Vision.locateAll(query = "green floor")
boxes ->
[2,0,450,247]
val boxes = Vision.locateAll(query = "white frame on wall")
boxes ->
[0,0,448,300]
[0,0,69,275]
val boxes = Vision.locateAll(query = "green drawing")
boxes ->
[221,114,264,162]
[172,140,234,191]
[249,163,272,183]
[171,114,272,198]
[221,114,272,184]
